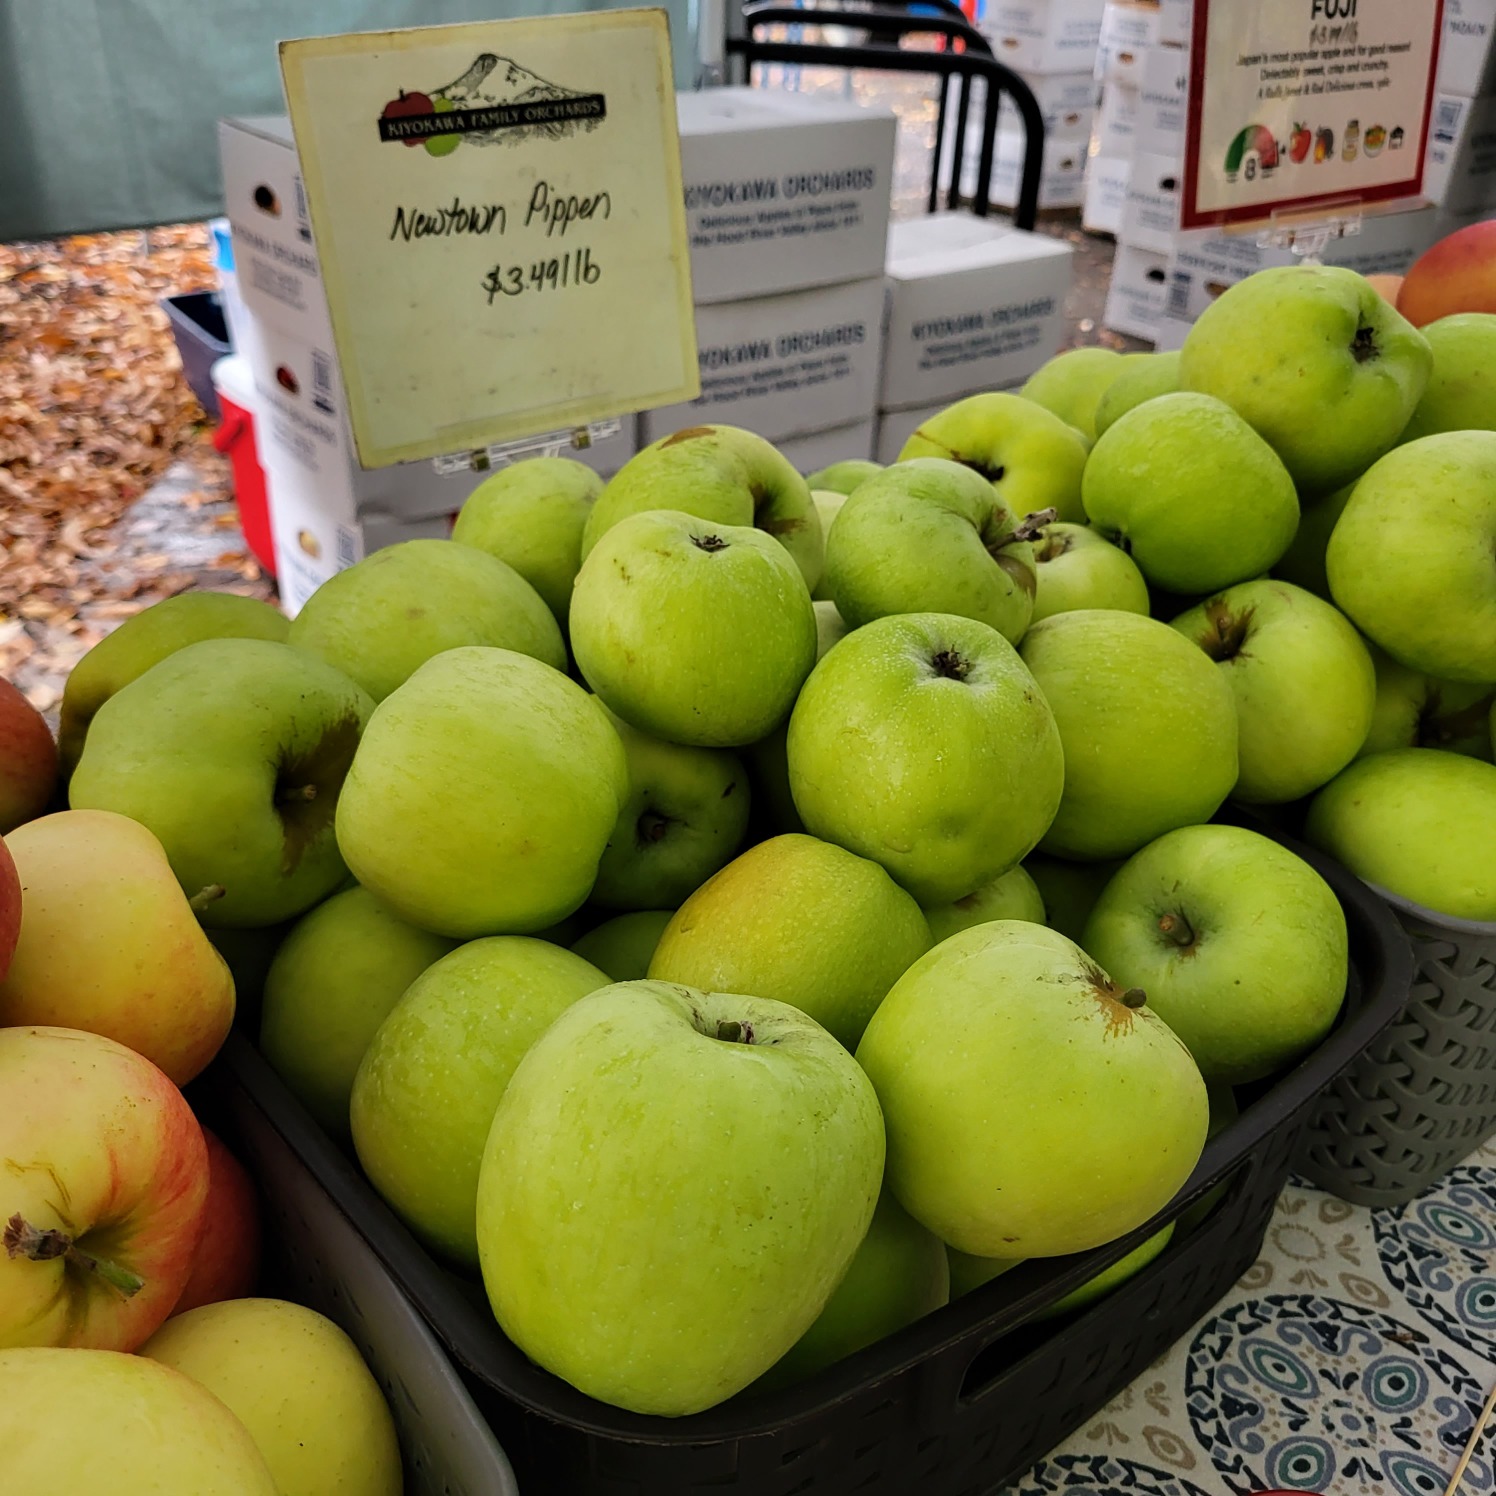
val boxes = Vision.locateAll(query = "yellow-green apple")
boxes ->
[1400,315,1496,440]
[1306,748,1496,920]
[1030,522,1150,623]
[1019,611,1238,859]
[1180,264,1432,494]
[450,456,602,625]
[1171,580,1376,803]
[1360,644,1493,759]
[477,981,884,1415]
[946,1247,1018,1299]
[0,834,19,981]
[788,612,1064,903]
[805,459,882,496]
[1272,483,1352,599]
[288,538,565,702]
[1093,350,1181,436]
[0,810,234,1083]
[1024,852,1122,941]
[815,599,849,658]
[1083,825,1348,1083]
[591,706,750,909]
[171,1127,261,1316]
[822,458,1041,643]
[856,921,1207,1256]
[58,593,289,776]
[1018,346,1129,442]
[1396,219,1496,326]
[649,833,932,1049]
[571,510,817,749]
[142,1299,401,1496]
[352,937,606,1265]
[898,391,1090,523]
[1326,432,1496,681]
[1083,393,1300,594]
[69,639,372,927]
[759,1191,948,1388]
[571,909,673,980]
[0,1026,209,1349]
[923,865,1045,943]
[258,886,457,1136]
[0,678,58,832]
[336,647,628,937]
[810,492,847,601]
[586,425,824,589]
[0,1347,278,1494]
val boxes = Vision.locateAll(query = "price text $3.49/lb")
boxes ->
[482,247,602,304]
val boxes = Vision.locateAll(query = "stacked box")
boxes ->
[1084,0,1162,235]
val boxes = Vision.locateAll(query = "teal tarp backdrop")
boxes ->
[0,0,697,241]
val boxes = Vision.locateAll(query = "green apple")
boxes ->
[898,391,1090,524]
[857,920,1207,1256]
[288,539,565,702]
[815,599,849,660]
[759,1191,948,1388]
[351,937,607,1265]
[1030,522,1150,623]
[805,459,882,496]
[810,492,848,602]
[59,593,289,776]
[335,647,628,937]
[1171,579,1376,803]
[571,509,816,749]
[570,909,673,980]
[70,639,372,927]
[1179,264,1432,494]
[476,980,885,1416]
[946,1248,1019,1300]
[1326,432,1496,681]
[1024,852,1122,941]
[823,458,1039,644]
[1093,350,1181,436]
[1272,483,1353,599]
[586,424,823,590]
[258,886,457,1138]
[591,706,750,909]
[1360,643,1494,759]
[1305,748,1496,920]
[450,457,603,624]
[648,832,932,1049]
[1083,393,1300,594]
[743,724,805,838]
[142,1299,401,1496]
[1083,824,1349,1083]
[424,95,461,157]
[1399,314,1496,442]
[923,865,1045,943]
[787,612,1064,903]
[1019,346,1130,442]
[1019,612,1238,860]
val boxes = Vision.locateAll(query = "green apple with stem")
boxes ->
[1019,346,1131,443]
[922,865,1045,943]
[1093,351,1181,436]
[570,909,673,980]
[1399,314,1496,442]
[476,981,885,1416]
[805,459,882,496]
[857,920,1207,1257]
[1171,579,1376,803]
[1179,264,1432,494]
[1083,824,1348,1083]
[1359,643,1493,759]
[1030,522,1150,623]
[788,612,1064,904]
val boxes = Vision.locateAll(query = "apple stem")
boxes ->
[1010,507,1059,544]
[3,1214,145,1299]
[1119,987,1148,1009]
[1157,912,1197,949]
[189,883,226,913]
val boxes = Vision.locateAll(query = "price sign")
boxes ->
[1181,0,1444,231]
[280,11,699,468]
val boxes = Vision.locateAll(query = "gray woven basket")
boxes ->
[1296,884,1496,1207]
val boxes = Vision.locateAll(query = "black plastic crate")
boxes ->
[213,835,1411,1496]
[162,290,231,418]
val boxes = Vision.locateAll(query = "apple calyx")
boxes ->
[637,809,673,846]
[4,1213,145,1298]
[691,533,729,554]
[929,648,972,682]
[714,1018,756,1044]
[1350,323,1380,364]
[188,883,227,914]
[1157,911,1198,951]
[1198,601,1256,662]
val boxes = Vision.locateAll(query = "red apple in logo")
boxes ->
[169,1127,262,1317]
[1290,123,1312,162]
[382,89,434,148]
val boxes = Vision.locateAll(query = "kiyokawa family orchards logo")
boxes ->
[378,52,606,158]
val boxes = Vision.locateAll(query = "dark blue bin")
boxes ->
[163,290,232,419]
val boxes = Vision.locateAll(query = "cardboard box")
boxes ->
[1151,311,1193,351]
[1136,44,1189,158]
[1424,92,1496,213]
[676,89,896,306]
[1096,0,1161,88]
[640,278,884,444]
[1119,151,1183,253]
[874,401,949,465]
[982,0,1108,74]
[1437,0,1496,100]
[1103,242,1169,340]
[777,419,877,473]
[999,71,1100,140]
[880,213,1072,409]
[985,131,1090,209]
[1083,153,1132,234]
[1157,0,1192,48]
[1092,81,1140,155]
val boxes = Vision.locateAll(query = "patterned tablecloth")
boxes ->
[1009,1140,1496,1496]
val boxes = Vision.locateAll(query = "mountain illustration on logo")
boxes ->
[378,53,606,157]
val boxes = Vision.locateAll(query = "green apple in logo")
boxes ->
[423,96,461,157]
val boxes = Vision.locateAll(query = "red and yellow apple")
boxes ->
[0,678,58,833]
[0,834,18,982]
[1396,220,1496,326]
[171,1127,262,1316]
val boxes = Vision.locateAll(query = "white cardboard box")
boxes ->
[881,213,1072,409]
[778,420,877,473]
[1437,0,1496,100]
[1103,242,1169,340]
[1151,311,1193,351]
[983,0,1108,74]
[1157,0,1192,47]
[1092,81,1141,154]
[1096,0,1161,88]
[1119,151,1183,253]
[1083,152,1133,234]
[641,278,885,445]
[986,131,1090,208]
[677,89,897,306]
[1136,44,1189,158]
[940,74,1097,180]
[1424,92,1496,213]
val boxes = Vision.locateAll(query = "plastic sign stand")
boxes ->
[429,418,624,476]
[279,10,699,471]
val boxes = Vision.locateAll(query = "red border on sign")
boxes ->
[1180,0,1445,232]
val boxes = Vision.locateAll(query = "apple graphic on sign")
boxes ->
[382,90,433,147]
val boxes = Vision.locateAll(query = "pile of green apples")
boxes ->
[4,261,1492,1434]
